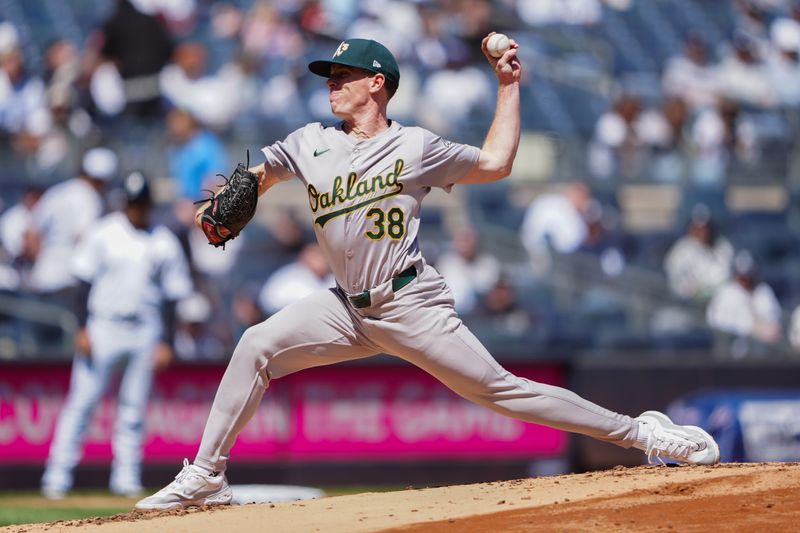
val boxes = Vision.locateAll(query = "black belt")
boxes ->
[347,266,417,309]
[94,313,143,323]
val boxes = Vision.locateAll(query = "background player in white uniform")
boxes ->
[137,36,720,511]
[42,171,192,499]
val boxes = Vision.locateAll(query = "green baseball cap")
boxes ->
[308,38,400,89]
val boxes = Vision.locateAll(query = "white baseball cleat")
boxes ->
[135,459,232,510]
[635,410,720,465]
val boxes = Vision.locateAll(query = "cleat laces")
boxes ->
[165,459,209,491]
[646,429,704,465]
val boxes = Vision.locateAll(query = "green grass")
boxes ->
[0,490,134,527]
[0,486,406,527]
[0,507,130,527]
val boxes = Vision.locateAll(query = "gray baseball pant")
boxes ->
[194,265,639,472]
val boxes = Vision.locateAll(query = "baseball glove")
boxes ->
[197,152,260,248]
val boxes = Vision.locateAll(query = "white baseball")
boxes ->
[487,33,510,58]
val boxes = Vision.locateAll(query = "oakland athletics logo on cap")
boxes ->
[334,42,349,57]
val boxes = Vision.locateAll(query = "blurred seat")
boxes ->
[651,328,714,352]
[467,181,526,231]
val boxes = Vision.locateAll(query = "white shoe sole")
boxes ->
[640,410,720,465]
[135,486,233,510]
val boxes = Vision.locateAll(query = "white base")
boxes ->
[230,485,325,505]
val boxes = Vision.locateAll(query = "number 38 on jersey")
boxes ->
[365,207,405,240]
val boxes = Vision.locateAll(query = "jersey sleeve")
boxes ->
[418,128,480,191]
[260,126,307,181]
[158,230,193,302]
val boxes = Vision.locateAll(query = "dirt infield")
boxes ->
[3,463,798,533]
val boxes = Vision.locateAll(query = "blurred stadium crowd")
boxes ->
[2,0,800,361]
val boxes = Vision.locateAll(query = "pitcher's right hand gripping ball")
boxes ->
[198,152,259,248]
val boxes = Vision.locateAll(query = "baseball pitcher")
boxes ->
[136,35,719,510]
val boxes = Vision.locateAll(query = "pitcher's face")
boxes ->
[326,65,374,118]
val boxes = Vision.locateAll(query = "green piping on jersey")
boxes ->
[309,159,405,227]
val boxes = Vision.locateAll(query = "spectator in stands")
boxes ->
[240,1,306,62]
[416,54,492,137]
[258,243,334,316]
[577,200,627,278]
[767,16,800,107]
[89,0,174,118]
[689,98,758,186]
[706,249,782,352]
[12,80,89,183]
[29,148,117,302]
[0,185,43,289]
[665,204,733,302]
[43,39,80,99]
[0,40,46,137]
[662,34,719,112]
[588,92,671,180]
[37,85,90,179]
[519,181,591,275]
[412,4,467,73]
[436,227,500,314]
[40,38,93,170]
[166,108,228,201]
[159,41,243,130]
[715,31,777,109]
[175,291,226,361]
[295,1,334,36]
[469,276,532,336]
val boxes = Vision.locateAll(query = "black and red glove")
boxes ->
[197,154,259,248]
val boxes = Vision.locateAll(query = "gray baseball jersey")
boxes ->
[261,120,477,294]
[192,120,640,472]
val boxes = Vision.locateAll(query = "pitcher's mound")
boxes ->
[3,462,798,533]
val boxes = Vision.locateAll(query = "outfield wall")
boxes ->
[0,361,566,466]
[2,357,799,489]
